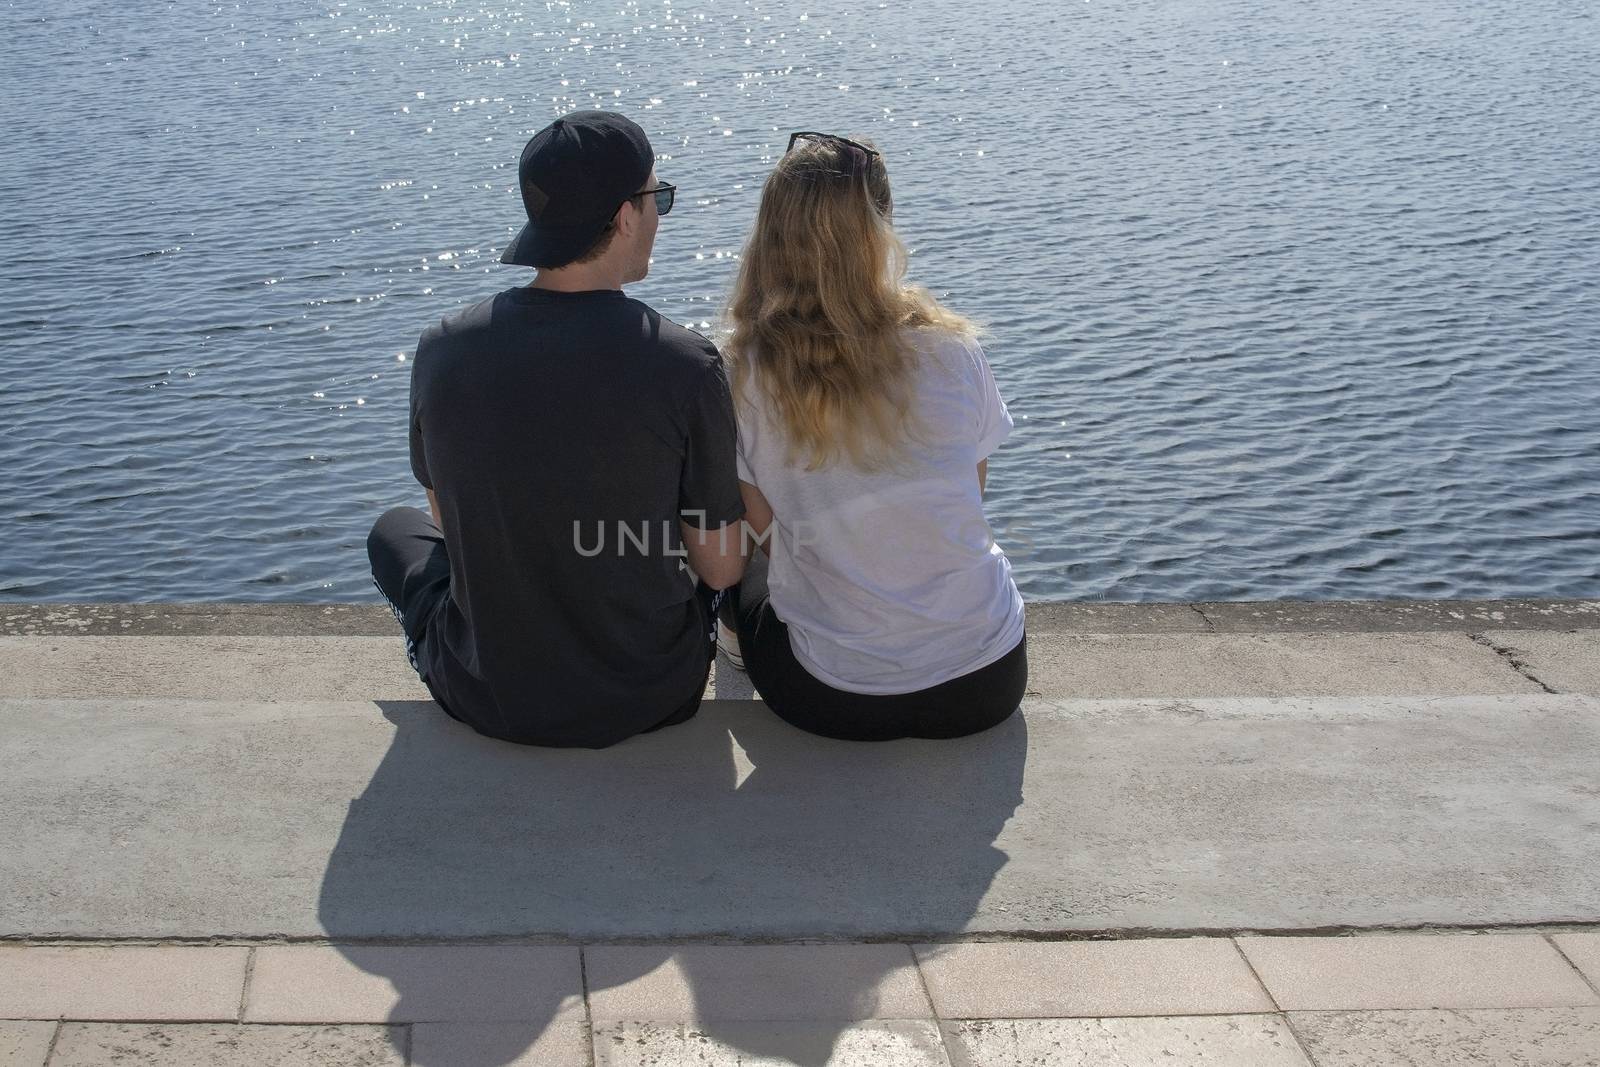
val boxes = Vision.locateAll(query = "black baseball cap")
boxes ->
[500,111,655,269]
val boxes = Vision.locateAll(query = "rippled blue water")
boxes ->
[2,0,1597,602]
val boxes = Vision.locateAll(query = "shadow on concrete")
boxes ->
[319,697,1027,1066]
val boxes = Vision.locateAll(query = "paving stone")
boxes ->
[1024,632,1535,698]
[1551,933,1600,991]
[409,1021,590,1066]
[1481,631,1600,695]
[941,1015,1313,1066]
[592,1020,951,1066]
[0,1021,55,1067]
[1288,1007,1600,1066]
[586,945,931,1022]
[0,945,247,1021]
[45,1023,404,1066]
[1237,934,1600,1010]
[913,939,1274,1018]
[244,945,584,1023]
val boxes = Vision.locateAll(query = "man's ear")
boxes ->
[613,199,637,239]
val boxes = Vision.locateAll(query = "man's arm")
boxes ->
[681,519,745,589]
[410,348,442,529]
[978,459,988,497]
[678,358,747,588]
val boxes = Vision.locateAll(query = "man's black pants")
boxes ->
[366,505,719,739]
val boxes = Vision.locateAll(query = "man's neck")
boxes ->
[529,260,626,293]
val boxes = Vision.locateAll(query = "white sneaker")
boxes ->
[717,619,746,672]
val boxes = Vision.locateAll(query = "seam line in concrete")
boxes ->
[907,944,958,1065]
[1545,932,1600,1001]
[1188,603,1217,632]
[1469,632,1558,693]
[32,1019,399,1028]
[236,945,255,1023]
[932,1021,959,1067]
[11,921,1600,949]
[41,1018,62,1067]
[403,1021,414,1066]
[1280,1011,1321,1066]
[1229,937,1283,1013]
[907,944,940,1020]
[579,946,597,1067]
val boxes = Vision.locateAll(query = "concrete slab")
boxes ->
[586,945,930,1022]
[45,1023,404,1066]
[9,599,1597,638]
[941,1016,1313,1067]
[1237,934,1599,1010]
[1024,632,1534,698]
[0,633,751,702]
[1015,602,1209,634]
[1481,631,1600,695]
[0,631,1539,702]
[3,694,1599,940]
[0,1022,54,1067]
[913,939,1273,1019]
[0,637,428,701]
[1198,599,1600,633]
[0,945,247,1021]
[0,603,401,638]
[409,1022,590,1067]
[1287,1007,1600,1067]
[591,1020,951,1067]
[243,945,584,1023]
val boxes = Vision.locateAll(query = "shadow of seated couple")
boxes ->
[318,698,1028,1066]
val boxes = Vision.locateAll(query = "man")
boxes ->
[367,110,747,748]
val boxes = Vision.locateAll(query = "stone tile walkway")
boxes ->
[3,933,1599,1065]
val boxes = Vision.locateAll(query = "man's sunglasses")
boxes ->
[787,131,880,159]
[626,183,675,216]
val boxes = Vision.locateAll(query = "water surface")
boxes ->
[1,0,1597,601]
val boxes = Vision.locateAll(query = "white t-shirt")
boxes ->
[733,328,1026,694]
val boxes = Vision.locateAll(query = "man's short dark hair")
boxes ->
[563,222,616,267]
[536,177,652,268]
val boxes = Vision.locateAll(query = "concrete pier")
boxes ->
[2,599,1598,1065]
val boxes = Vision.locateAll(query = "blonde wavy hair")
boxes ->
[724,134,975,472]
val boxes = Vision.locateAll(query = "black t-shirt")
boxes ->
[408,285,745,746]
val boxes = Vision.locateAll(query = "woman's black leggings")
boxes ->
[722,551,1027,741]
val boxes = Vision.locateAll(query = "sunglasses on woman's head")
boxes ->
[625,182,675,216]
[787,131,881,160]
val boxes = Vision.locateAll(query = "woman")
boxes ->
[718,130,1027,741]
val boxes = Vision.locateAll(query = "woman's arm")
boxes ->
[739,479,776,557]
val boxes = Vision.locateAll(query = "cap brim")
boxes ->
[500,220,607,268]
